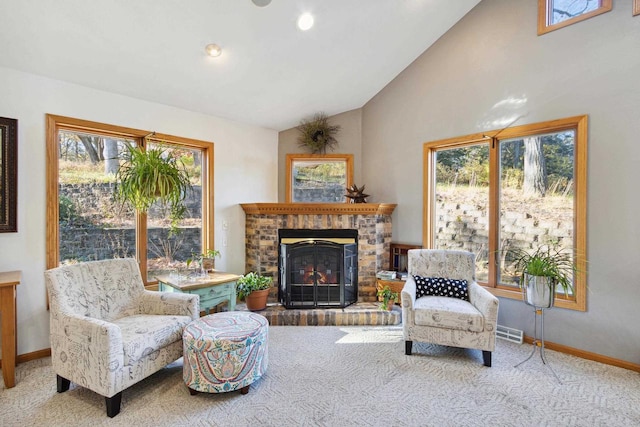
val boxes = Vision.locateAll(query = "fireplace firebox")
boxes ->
[279,229,358,308]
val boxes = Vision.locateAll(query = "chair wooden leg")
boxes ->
[405,340,413,355]
[482,350,492,367]
[106,392,122,418]
[240,385,250,395]
[56,375,70,393]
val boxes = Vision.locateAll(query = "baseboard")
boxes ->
[523,335,640,373]
[0,348,51,369]
[3,339,639,374]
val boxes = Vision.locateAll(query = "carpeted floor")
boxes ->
[1,326,639,427]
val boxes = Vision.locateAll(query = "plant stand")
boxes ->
[514,307,561,383]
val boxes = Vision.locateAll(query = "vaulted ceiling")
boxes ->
[0,0,480,130]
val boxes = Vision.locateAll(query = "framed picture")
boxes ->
[0,117,17,232]
[635,0,640,16]
[286,154,353,203]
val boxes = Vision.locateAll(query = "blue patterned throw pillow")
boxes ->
[413,276,469,301]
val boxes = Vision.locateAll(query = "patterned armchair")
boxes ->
[401,250,499,366]
[45,258,199,417]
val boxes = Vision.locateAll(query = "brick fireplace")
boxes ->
[240,203,396,303]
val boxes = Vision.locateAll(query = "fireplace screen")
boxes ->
[279,230,357,308]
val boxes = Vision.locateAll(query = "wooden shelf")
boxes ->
[389,242,421,271]
[240,203,396,216]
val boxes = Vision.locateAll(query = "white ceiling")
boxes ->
[0,0,480,131]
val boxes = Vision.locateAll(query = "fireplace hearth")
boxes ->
[241,203,396,302]
[279,229,358,308]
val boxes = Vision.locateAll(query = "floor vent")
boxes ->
[496,324,524,344]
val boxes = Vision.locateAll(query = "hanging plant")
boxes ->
[115,144,191,232]
[296,112,341,154]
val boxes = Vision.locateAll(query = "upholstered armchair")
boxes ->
[45,258,199,417]
[401,250,499,366]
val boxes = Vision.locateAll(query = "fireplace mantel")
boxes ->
[240,203,396,216]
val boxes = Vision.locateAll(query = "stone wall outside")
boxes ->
[58,183,202,263]
[434,199,573,280]
[59,183,202,220]
[292,183,345,203]
[59,224,201,263]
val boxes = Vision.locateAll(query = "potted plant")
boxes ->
[236,272,273,311]
[115,144,191,232]
[187,249,221,272]
[200,249,221,271]
[377,285,399,311]
[510,245,577,308]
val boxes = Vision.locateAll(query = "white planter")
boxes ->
[523,273,555,308]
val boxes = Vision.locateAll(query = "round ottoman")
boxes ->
[183,312,268,395]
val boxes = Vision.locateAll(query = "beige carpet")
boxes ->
[1,326,639,427]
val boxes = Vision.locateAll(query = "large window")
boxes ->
[538,0,612,35]
[424,115,587,311]
[46,115,214,285]
[432,143,490,282]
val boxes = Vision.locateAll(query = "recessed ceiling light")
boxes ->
[205,44,222,57]
[251,0,272,6]
[297,13,314,31]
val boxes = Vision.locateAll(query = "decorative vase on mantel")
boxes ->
[523,273,555,308]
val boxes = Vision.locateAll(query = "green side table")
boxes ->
[157,271,241,315]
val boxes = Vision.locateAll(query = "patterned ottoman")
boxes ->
[183,312,268,395]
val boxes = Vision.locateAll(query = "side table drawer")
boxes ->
[197,283,234,305]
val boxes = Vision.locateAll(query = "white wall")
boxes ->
[361,0,640,364]
[0,66,278,356]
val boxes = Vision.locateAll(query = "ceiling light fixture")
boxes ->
[251,0,272,6]
[297,13,314,31]
[205,43,222,57]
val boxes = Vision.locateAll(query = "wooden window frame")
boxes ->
[285,153,354,203]
[538,0,612,35]
[46,114,215,285]
[423,115,588,311]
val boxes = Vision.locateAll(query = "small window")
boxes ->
[286,154,353,203]
[538,0,612,35]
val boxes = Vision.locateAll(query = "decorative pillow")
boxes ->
[413,276,469,301]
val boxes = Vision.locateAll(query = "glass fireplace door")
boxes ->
[280,240,357,308]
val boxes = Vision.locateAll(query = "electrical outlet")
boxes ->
[222,220,229,230]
